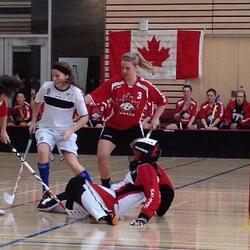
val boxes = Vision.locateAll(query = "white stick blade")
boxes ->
[3,192,14,205]
[0,209,5,215]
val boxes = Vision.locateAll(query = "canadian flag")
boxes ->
[109,30,204,80]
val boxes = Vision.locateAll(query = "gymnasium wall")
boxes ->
[2,1,250,108]
[105,0,250,108]
[0,0,31,33]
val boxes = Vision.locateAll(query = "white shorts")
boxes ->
[35,128,78,155]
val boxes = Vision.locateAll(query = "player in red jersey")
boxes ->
[199,88,224,130]
[37,137,175,226]
[85,52,167,187]
[166,85,197,130]
[223,90,250,129]
[8,91,32,126]
[0,75,20,216]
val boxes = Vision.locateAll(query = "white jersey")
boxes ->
[35,81,88,129]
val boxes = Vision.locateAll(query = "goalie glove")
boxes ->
[130,217,148,226]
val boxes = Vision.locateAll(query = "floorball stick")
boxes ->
[3,134,34,204]
[7,143,87,218]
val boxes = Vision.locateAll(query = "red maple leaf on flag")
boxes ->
[137,36,170,67]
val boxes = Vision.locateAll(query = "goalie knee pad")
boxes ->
[156,185,174,217]
[65,175,86,204]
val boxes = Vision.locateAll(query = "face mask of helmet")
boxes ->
[129,138,161,171]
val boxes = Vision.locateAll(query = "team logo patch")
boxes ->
[116,93,139,116]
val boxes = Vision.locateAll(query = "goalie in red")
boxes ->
[37,137,175,226]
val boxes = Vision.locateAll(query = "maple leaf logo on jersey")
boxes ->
[116,93,139,115]
[138,36,170,67]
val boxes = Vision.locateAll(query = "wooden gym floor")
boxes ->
[0,152,250,250]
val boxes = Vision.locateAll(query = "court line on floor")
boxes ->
[164,158,207,171]
[1,161,249,249]
[175,163,250,190]
[0,219,84,248]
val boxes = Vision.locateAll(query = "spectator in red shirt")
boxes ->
[166,85,197,130]
[223,90,250,129]
[85,52,167,188]
[8,91,32,126]
[141,101,155,129]
[199,88,224,130]
[0,75,20,144]
[86,100,113,128]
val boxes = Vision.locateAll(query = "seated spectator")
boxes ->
[223,90,250,129]
[165,85,197,130]
[73,100,113,128]
[87,100,112,128]
[141,101,155,129]
[30,88,44,122]
[8,91,32,126]
[199,88,224,130]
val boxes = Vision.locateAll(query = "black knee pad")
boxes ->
[156,185,175,217]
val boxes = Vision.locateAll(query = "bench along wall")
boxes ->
[1,127,250,159]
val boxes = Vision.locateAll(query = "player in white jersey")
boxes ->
[29,62,90,197]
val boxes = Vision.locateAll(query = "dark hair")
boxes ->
[51,62,77,86]
[0,75,20,97]
[183,84,192,91]
[206,88,217,96]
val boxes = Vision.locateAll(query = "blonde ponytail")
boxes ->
[122,52,154,72]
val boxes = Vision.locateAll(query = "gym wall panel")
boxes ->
[0,1,31,33]
[201,37,238,106]
[105,0,250,109]
[239,38,250,96]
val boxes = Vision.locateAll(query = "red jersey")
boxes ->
[174,98,197,124]
[0,100,7,117]
[199,101,224,123]
[112,163,173,220]
[133,163,173,220]
[89,75,167,130]
[224,100,250,125]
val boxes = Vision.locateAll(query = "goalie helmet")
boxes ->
[132,138,161,165]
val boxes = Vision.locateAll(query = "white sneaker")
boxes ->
[0,209,5,215]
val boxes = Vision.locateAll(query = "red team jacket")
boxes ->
[174,98,197,124]
[89,75,167,130]
[199,101,224,123]
[86,101,112,123]
[224,100,250,127]
[142,101,155,120]
[11,101,32,123]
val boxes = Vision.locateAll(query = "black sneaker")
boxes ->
[99,213,119,225]
[37,191,57,212]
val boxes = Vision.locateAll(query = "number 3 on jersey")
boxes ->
[137,92,142,100]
